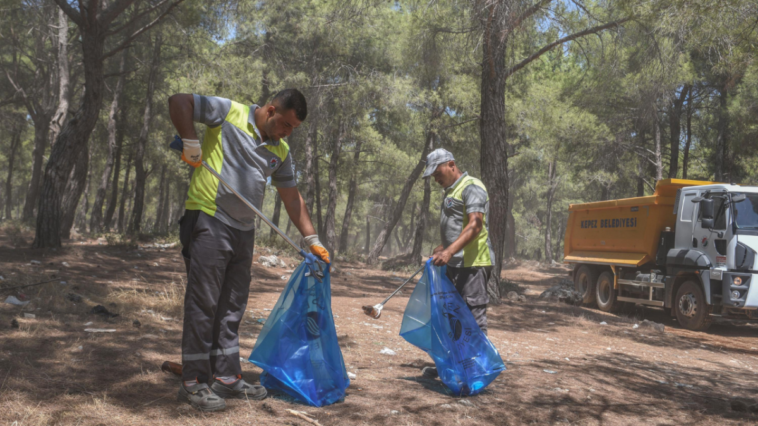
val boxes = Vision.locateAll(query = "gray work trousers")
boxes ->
[179,210,255,383]
[445,266,491,335]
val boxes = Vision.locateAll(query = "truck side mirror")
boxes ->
[732,193,746,203]
[700,198,714,229]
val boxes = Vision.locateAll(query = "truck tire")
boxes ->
[595,271,621,312]
[674,281,712,331]
[574,265,597,305]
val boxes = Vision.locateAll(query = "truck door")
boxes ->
[676,191,698,249]
[693,193,730,268]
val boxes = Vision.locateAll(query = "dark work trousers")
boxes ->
[179,210,255,383]
[445,266,491,335]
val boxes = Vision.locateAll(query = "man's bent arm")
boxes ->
[432,212,484,266]
[168,94,198,140]
[277,186,317,238]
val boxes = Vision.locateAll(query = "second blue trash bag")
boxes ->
[400,258,505,396]
[248,261,349,406]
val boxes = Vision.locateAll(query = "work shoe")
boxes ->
[211,376,267,400]
[177,382,226,412]
[421,366,438,379]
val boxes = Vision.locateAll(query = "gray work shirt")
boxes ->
[186,94,296,231]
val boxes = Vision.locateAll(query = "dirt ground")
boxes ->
[2,228,758,425]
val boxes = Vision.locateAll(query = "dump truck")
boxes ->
[563,178,758,330]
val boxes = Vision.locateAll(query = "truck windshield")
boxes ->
[734,194,758,229]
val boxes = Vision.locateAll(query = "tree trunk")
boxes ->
[33,25,107,248]
[339,140,363,254]
[668,84,691,179]
[653,115,663,182]
[22,120,49,223]
[49,8,71,145]
[304,121,317,213]
[159,177,171,234]
[154,164,167,233]
[366,131,435,265]
[74,162,93,232]
[683,89,693,180]
[314,153,323,239]
[103,103,127,230]
[270,192,282,238]
[324,124,344,252]
[91,50,128,233]
[544,158,557,262]
[479,2,510,300]
[365,216,371,255]
[130,35,162,235]
[410,176,431,262]
[117,152,133,234]
[715,85,729,182]
[60,146,90,239]
[4,125,23,220]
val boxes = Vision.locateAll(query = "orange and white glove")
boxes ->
[181,138,202,168]
[304,235,330,264]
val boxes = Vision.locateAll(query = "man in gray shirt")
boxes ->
[423,148,495,378]
[168,89,330,411]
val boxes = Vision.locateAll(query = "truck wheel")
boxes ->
[574,265,597,305]
[674,281,712,331]
[595,271,620,312]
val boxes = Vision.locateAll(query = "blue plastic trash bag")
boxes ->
[400,258,505,396]
[249,260,349,406]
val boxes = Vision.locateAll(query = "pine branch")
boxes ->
[504,17,631,80]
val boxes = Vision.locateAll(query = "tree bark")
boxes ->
[154,164,167,232]
[130,34,162,235]
[339,140,363,254]
[74,161,93,232]
[103,103,127,230]
[117,152,133,234]
[366,131,435,265]
[668,84,691,179]
[324,123,344,252]
[364,216,371,255]
[60,145,90,239]
[304,121,317,213]
[33,19,107,247]
[682,89,693,180]
[4,124,23,220]
[715,84,729,182]
[22,120,49,223]
[410,176,431,262]
[91,50,128,233]
[49,8,71,145]
[653,115,663,182]
[314,152,324,239]
[479,1,510,300]
[544,158,557,262]
[158,176,171,234]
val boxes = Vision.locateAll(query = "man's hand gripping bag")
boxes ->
[249,261,349,406]
[400,259,505,396]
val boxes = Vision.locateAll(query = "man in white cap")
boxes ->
[422,149,495,379]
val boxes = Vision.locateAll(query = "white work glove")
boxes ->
[304,235,330,263]
[181,138,202,168]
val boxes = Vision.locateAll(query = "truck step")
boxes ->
[617,296,664,307]
[618,279,665,289]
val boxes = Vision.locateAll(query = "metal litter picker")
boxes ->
[362,264,424,319]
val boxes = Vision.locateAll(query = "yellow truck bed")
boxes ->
[563,179,716,267]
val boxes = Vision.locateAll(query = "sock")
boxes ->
[216,375,238,384]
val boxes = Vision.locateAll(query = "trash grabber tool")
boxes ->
[200,161,326,281]
[362,264,424,319]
